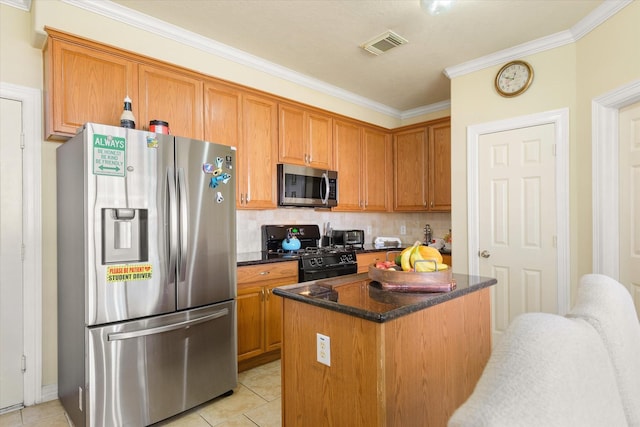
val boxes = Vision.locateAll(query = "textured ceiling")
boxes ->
[110,0,604,113]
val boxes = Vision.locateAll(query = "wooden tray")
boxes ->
[368,264,456,293]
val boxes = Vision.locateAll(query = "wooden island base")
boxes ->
[280,285,491,426]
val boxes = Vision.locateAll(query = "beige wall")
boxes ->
[450,1,640,302]
[574,0,640,285]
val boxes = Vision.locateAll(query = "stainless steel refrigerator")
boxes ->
[56,123,237,426]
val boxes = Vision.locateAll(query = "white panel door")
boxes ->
[478,123,557,342]
[619,102,640,318]
[0,97,24,410]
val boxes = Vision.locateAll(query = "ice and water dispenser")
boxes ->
[102,208,148,264]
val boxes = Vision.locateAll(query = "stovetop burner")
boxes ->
[262,224,359,282]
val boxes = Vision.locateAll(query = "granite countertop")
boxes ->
[272,273,495,323]
[237,245,452,266]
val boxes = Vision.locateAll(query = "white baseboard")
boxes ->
[40,384,58,403]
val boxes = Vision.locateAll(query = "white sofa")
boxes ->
[448,274,640,427]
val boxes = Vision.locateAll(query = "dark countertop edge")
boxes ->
[272,273,495,323]
[237,246,452,266]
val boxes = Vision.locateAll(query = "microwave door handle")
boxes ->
[166,168,178,282]
[321,172,329,205]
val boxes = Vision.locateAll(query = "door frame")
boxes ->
[592,79,640,279]
[0,82,42,406]
[467,108,570,314]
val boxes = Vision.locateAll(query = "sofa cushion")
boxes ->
[567,274,640,426]
[448,312,627,427]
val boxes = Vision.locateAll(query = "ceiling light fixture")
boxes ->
[420,0,454,15]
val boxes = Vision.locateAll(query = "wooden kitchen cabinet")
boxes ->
[362,126,392,211]
[428,121,452,211]
[333,120,391,212]
[393,118,451,212]
[356,251,389,273]
[280,280,491,426]
[236,261,298,371]
[44,32,139,140]
[333,119,362,210]
[203,81,242,147]
[237,93,278,209]
[137,64,204,139]
[278,103,333,169]
[203,83,277,209]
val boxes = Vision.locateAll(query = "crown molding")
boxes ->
[444,0,632,79]
[60,0,629,118]
[1,0,31,11]
[400,100,451,120]
[62,0,405,119]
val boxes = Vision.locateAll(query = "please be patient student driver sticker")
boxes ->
[107,264,153,282]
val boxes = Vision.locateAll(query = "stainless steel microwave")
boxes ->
[277,164,338,208]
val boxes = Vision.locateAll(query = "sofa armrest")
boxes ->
[567,274,640,426]
[448,312,626,427]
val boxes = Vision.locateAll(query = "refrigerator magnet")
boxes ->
[146,136,158,148]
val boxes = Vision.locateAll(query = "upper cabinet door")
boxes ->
[306,112,333,170]
[138,64,203,139]
[333,119,362,211]
[278,104,306,165]
[362,127,391,212]
[45,38,138,139]
[204,81,242,147]
[428,121,451,211]
[278,103,333,169]
[393,128,427,211]
[240,93,278,209]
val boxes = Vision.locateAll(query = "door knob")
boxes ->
[479,250,491,258]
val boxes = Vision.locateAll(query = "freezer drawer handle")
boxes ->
[107,308,229,341]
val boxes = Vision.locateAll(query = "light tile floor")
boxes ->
[0,360,282,427]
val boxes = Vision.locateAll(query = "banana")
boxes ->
[400,246,415,271]
[401,241,422,271]
[410,247,424,269]
[414,260,449,272]
[401,242,449,272]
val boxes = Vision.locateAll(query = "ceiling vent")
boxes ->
[361,30,408,56]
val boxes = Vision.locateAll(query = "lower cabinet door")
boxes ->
[237,286,265,361]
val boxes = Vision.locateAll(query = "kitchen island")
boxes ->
[273,273,496,427]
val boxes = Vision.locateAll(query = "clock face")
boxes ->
[495,61,533,97]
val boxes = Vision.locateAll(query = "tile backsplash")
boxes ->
[236,208,451,253]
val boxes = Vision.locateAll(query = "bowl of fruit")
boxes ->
[368,241,456,292]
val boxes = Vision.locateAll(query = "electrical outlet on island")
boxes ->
[316,333,331,366]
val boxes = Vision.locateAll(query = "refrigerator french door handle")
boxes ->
[167,168,178,281]
[321,172,329,205]
[107,308,229,341]
[177,168,188,282]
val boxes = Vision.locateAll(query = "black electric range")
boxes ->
[261,224,357,282]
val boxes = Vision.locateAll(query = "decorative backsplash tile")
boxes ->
[236,209,451,254]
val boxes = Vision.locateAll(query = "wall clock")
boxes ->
[494,60,534,97]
